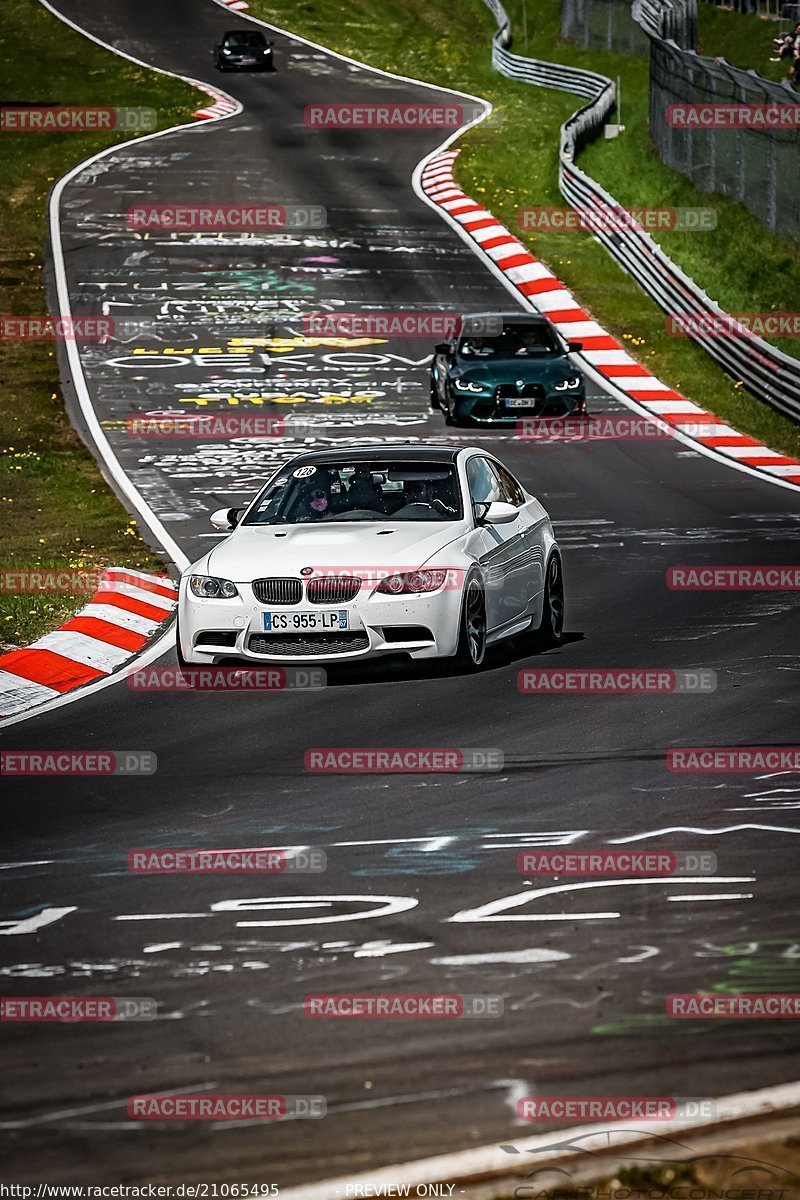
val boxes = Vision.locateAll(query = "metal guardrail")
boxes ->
[483,0,800,422]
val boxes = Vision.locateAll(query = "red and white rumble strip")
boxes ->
[193,82,240,121]
[420,150,800,490]
[0,568,177,718]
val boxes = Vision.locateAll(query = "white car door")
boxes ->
[466,456,527,630]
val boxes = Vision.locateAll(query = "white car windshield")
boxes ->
[243,461,462,525]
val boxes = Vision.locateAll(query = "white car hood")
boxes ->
[207,521,468,581]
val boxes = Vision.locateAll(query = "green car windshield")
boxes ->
[458,324,562,358]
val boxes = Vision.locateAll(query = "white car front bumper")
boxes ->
[178,581,464,664]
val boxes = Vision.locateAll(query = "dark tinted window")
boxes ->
[457,323,561,358]
[495,463,525,507]
[466,457,502,506]
[243,460,462,525]
[224,31,267,46]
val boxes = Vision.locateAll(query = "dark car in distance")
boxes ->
[430,312,586,426]
[214,29,274,71]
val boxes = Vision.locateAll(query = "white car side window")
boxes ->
[467,457,502,505]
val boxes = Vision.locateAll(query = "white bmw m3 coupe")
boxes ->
[177,445,564,671]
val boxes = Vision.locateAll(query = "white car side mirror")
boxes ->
[210,508,238,531]
[482,501,518,525]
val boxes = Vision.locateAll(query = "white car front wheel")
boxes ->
[453,575,487,671]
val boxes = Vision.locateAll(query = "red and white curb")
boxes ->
[421,150,800,489]
[0,569,177,719]
[193,81,241,120]
[219,0,250,11]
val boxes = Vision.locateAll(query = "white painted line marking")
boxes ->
[667,893,754,901]
[431,948,570,964]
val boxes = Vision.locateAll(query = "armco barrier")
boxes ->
[484,0,800,422]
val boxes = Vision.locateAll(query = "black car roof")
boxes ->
[223,28,265,36]
[285,445,464,466]
[459,311,551,329]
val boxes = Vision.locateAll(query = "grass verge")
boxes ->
[249,0,800,461]
[696,1,797,82]
[0,0,198,649]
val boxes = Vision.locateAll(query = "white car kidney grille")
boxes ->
[252,578,303,605]
[307,577,361,604]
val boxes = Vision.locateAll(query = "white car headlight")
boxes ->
[222,47,233,54]
[376,570,448,595]
[189,575,238,599]
[453,379,487,393]
[554,376,583,391]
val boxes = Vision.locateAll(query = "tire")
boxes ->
[430,383,441,412]
[452,575,487,671]
[537,553,565,647]
[444,396,463,427]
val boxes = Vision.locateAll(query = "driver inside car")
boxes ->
[401,479,431,506]
[461,337,493,357]
[296,485,331,522]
